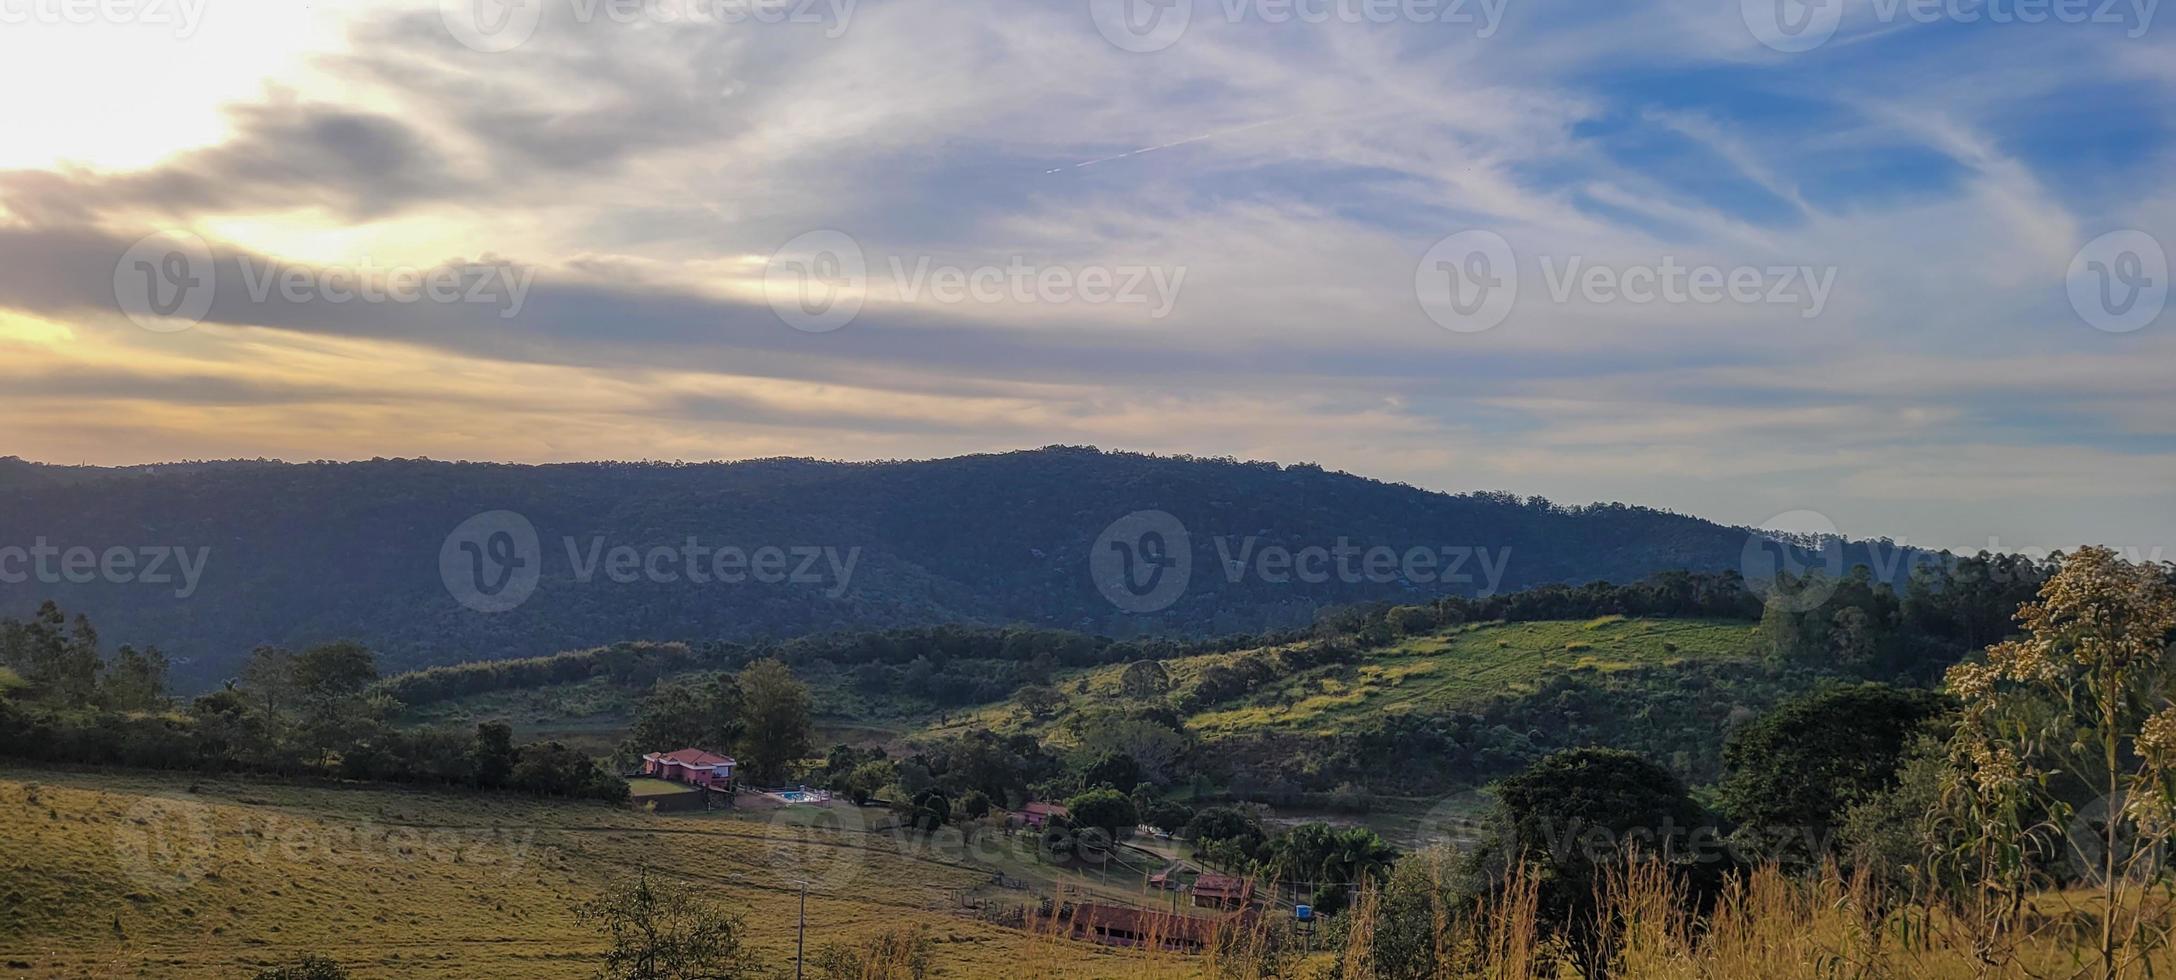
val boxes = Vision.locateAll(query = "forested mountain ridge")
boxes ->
[0,447,1926,688]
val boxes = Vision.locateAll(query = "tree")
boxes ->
[473,721,516,789]
[238,645,301,723]
[626,674,744,756]
[1259,822,1395,913]
[102,644,169,711]
[1716,683,1948,865]
[1483,748,1727,953]
[1185,806,1266,858]
[1945,546,2176,980]
[843,760,895,805]
[1385,605,1437,637]
[908,788,952,832]
[1076,750,1141,791]
[736,659,811,785]
[577,867,753,980]
[1118,660,1170,700]
[0,603,102,706]
[1016,684,1064,720]
[292,642,378,706]
[1141,799,1194,835]
[1065,787,1137,839]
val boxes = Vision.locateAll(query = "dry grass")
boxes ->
[0,766,1199,978]
[10,764,2171,979]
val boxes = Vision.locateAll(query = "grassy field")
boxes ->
[931,617,1761,745]
[0,766,1213,979]
[624,777,699,798]
[398,619,1763,761]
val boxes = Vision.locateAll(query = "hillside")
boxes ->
[916,617,1788,797]
[952,617,1759,740]
[400,617,1784,799]
[0,767,1186,979]
[0,446,1921,689]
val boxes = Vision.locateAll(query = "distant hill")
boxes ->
[0,447,1924,688]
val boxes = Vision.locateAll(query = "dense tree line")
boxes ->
[0,447,1942,688]
[380,624,1293,710]
[0,602,626,801]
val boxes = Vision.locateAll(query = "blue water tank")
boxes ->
[1295,905,1314,921]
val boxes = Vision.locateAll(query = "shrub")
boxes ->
[253,955,349,980]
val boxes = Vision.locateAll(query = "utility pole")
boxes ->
[795,879,807,980]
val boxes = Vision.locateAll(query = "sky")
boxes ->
[0,0,2170,555]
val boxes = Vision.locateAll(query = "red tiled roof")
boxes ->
[654,748,734,767]
[1070,903,1221,946]
[1191,874,1247,897]
[1022,802,1070,817]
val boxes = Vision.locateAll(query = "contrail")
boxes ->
[1044,118,1282,173]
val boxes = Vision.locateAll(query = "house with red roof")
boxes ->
[1015,801,1069,829]
[1189,873,1249,910]
[1063,902,1223,953]
[641,748,736,789]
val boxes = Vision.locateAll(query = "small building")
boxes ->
[1190,873,1249,910]
[641,748,736,790]
[1064,902,1221,953]
[1017,801,1070,829]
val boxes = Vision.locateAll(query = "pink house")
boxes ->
[1018,801,1070,829]
[642,748,736,789]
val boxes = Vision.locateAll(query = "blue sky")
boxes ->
[0,0,2169,555]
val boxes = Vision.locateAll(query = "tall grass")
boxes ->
[1075,859,2176,979]
[1298,860,2176,980]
